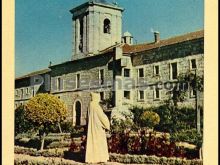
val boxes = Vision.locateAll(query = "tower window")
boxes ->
[103,19,111,34]
[79,19,84,52]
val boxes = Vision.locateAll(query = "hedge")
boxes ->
[15,136,73,149]
[14,146,68,158]
[110,153,203,165]
[14,154,83,165]
[15,146,202,165]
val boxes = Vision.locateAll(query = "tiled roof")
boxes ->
[15,68,51,80]
[122,30,204,54]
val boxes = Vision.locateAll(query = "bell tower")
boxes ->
[70,0,124,60]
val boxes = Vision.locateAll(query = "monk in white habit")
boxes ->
[85,92,110,163]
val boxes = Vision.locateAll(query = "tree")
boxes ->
[15,105,35,136]
[24,93,67,151]
[168,71,204,133]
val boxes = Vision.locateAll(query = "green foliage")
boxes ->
[153,105,198,133]
[129,106,146,127]
[110,117,134,134]
[130,106,161,129]
[170,129,203,148]
[24,94,68,150]
[169,72,204,106]
[109,153,202,164]
[15,105,35,136]
[14,146,67,158]
[25,94,67,126]
[139,111,160,128]
[129,105,203,147]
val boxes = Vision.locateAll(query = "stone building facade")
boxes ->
[15,0,204,126]
[15,69,51,109]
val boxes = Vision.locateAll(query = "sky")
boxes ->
[15,0,204,77]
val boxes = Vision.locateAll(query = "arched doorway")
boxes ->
[75,101,81,126]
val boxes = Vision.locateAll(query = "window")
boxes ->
[124,91,130,99]
[103,19,111,34]
[124,69,130,77]
[138,90,144,100]
[76,74,80,88]
[26,88,29,95]
[99,69,104,85]
[154,65,160,76]
[154,88,160,100]
[138,68,144,77]
[35,78,40,83]
[170,62,178,80]
[57,78,62,91]
[191,59,197,69]
[21,89,23,97]
[79,19,84,52]
[100,92,104,101]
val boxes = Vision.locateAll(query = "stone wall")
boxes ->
[130,38,204,108]
[50,53,115,125]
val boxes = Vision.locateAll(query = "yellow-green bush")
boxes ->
[139,111,160,128]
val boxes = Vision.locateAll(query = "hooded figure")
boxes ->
[85,92,110,163]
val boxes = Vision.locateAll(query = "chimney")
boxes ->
[154,31,160,43]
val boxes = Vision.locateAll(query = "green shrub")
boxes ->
[139,111,160,128]
[129,106,146,127]
[109,153,203,165]
[15,135,67,149]
[170,129,203,148]
[153,105,201,133]
[14,146,67,157]
[110,117,134,134]
[14,153,77,165]
[46,141,71,149]
[15,105,35,136]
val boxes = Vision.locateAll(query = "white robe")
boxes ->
[85,97,110,163]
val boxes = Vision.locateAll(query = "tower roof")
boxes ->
[91,0,110,5]
[123,31,132,37]
[70,0,123,14]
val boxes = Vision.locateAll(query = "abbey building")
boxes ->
[15,0,204,126]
